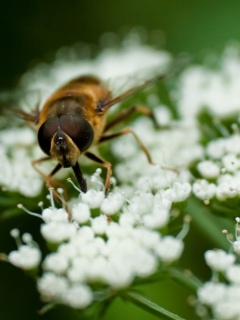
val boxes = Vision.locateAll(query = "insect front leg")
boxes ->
[32,157,69,204]
[99,128,154,164]
[100,130,179,176]
[32,157,61,188]
[84,152,112,194]
[101,106,178,173]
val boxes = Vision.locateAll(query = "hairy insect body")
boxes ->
[38,76,111,143]
[17,69,169,193]
[37,76,112,171]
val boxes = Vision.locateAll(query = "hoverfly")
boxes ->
[16,67,174,194]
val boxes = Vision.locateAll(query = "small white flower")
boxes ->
[197,160,220,179]
[77,226,95,241]
[127,192,154,216]
[143,207,169,229]
[132,228,161,249]
[154,193,172,211]
[226,265,240,284]
[37,272,69,301]
[58,243,78,260]
[205,249,235,272]
[206,135,240,160]
[86,256,108,282]
[41,222,77,243]
[22,233,33,244]
[42,208,69,223]
[133,249,158,277]
[192,179,216,200]
[155,236,184,263]
[61,284,93,309]
[233,239,240,255]
[67,257,89,282]
[105,222,127,240]
[206,139,227,160]
[225,285,240,301]
[119,212,137,226]
[136,176,153,192]
[151,169,178,190]
[213,300,240,320]
[163,182,191,203]
[81,190,105,209]
[103,256,134,288]
[222,154,240,173]
[8,245,41,270]
[43,253,69,274]
[197,281,226,306]
[216,181,238,201]
[72,202,91,223]
[100,192,125,215]
[91,215,108,235]
[223,218,240,256]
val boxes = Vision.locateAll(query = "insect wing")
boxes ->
[100,56,190,110]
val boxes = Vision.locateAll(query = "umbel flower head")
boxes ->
[9,171,189,310]
[3,30,240,319]
[196,218,240,320]
[1,31,194,314]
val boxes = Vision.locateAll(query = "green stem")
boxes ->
[186,197,230,250]
[122,291,186,320]
[167,267,202,292]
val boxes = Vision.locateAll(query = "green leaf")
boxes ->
[122,291,186,320]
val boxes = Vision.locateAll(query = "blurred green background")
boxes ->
[1,0,240,90]
[0,0,240,319]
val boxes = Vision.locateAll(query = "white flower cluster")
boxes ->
[8,173,189,309]
[196,218,240,320]
[178,45,240,119]
[0,127,43,196]
[193,134,240,202]
[197,250,240,320]
[6,32,240,316]
[8,229,41,270]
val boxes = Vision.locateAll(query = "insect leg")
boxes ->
[32,157,66,194]
[47,163,63,185]
[32,158,71,216]
[72,162,87,193]
[32,156,52,180]
[84,152,112,194]
[104,105,160,132]
[99,128,154,164]
[32,157,62,187]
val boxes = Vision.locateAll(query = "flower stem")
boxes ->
[167,267,202,292]
[185,197,230,250]
[122,291,186,320]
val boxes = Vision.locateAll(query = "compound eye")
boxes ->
[59,115,94,152]
[38,116,59,155]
